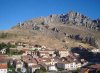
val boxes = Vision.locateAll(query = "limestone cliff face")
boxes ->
[93,19,100,30]
[15,11,99,31]
[59,11,96,29]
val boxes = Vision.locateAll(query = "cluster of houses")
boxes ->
[12,47,72,73]
[3,46,87,73]
[0,41,99,73]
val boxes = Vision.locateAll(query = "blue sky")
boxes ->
[0,0,100,30]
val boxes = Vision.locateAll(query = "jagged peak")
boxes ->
[12,11,100,31]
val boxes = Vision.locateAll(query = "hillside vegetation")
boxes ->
[0,11,100,49]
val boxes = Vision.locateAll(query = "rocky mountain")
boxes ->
[0,11,100,49]
[15,11,100,31]
[93,19,100,30]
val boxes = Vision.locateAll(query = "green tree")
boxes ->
[7,60,16,73]
[17,68,21,73]
[34,66,47,73]
[6,42,11,54]
[40,66,47,72]
[0,42,6,50]
[54,50,60,57]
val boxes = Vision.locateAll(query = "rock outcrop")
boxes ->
[15,11,99,31]
[59,11,97,30]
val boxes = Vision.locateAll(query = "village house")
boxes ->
[16,42,27,47]
[21,55,33,62]
[21,54,58,72]
[44,49,55,55]
[44,48,70,58]
[34,50,55,58]
[0,62,7,73]
[19,46,88,72]
[57,61,82,70]
[41,45,46,50]
[56,54,82,70]
[24,58,37,67]
[0,48,6,54]
[58,48,70,57]
[36,58,52,65]
[47,65,57,71]
[22,48,55,58]
[38,51,50,58]
[9,41,16,45]
[14,59,24,71]
[16,45,24,51]
[0,56,8,73]
[91,49,100,53]
[31,47,42,51]
[16,42,30,50]
[50,58,59,65]
[29,65,40,73]
[22,47,70,57]
[22,49,32,55]
[22,49,40,58]
[36,57,58,71]
[30,44,46,51]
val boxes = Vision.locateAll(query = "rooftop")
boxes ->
[0,63,7,69]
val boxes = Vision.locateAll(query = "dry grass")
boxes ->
[0,19,100,49]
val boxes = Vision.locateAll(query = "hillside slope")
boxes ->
[0,11,100,49]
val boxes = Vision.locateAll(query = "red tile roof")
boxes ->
[0,55,8,63]
[0,63,7,69]
[35,58,51,64]
[25,58,37,64]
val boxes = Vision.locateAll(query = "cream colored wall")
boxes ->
[0,69,7,73]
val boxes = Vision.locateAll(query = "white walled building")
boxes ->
[59,50,70,57]
[0,48,6,54]
[56,53,82,70]
[57,62,82,70]
[15,60,23,69]
[48,65,57,71]
[0,63,7,73]
[31,65,40,73]
[91,49,100,53]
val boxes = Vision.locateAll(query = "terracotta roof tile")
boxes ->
[0,63,7,69]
